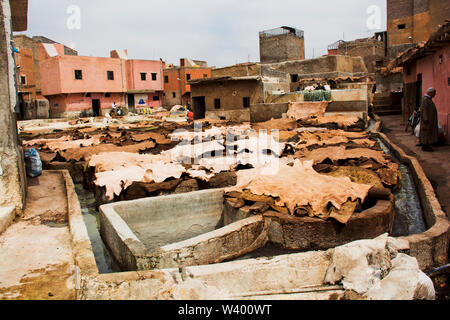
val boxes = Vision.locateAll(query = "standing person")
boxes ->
[419,88,439,152]
[111,102,117,115]
[187,106,194,121]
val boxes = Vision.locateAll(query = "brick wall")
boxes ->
[260,33,305,63]
[387,0,450,47]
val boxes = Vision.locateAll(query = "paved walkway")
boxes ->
[0,171,76,300]
[380,114,450,219]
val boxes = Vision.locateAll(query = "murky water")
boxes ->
[233,243,303,261]
[367,118,377,132]
[74,184,121,274]
[376,139,427,236]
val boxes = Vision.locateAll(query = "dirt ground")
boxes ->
[380,115,450,218]
[0,171,76,300]
[380,114,450,300]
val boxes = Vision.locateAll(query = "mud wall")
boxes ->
[0,0,26,213]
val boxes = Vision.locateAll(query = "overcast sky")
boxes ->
[17,0,387,68]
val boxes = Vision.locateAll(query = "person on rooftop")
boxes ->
[315,81,326,91]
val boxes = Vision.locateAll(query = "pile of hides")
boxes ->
[224,159,372,224]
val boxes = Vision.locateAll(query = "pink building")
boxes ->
[395,21,450,139]
[38,44,164,117]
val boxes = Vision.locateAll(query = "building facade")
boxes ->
[163,58,211,108]
[12,35,72,119]
[190,63,290,121]
[393,20,450,138]
[327,33,388,73]
[387,0,450,57]
[39,45,164,118]
[259,27,305,64]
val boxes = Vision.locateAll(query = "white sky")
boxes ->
[17,0,387,68]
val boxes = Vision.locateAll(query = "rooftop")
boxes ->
[259,26,304,38]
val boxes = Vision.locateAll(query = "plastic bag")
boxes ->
[414,123,420,138]
[24,148,42,178]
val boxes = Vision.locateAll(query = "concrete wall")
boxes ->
[265,55,368,79]
[100,189,227,271]
[259,86,369,122]
[0,0,26,213]
[21,98,49,120]
[205,109,251,122]
[250,103,289,122]
[191,79,263,112]
[211,64,261,78]
[376,71,404,93]
[46,92,126,118]
[99,187,395,272]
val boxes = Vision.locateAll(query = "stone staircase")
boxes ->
[373,92,402,116]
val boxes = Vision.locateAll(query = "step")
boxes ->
[375,110,402,116]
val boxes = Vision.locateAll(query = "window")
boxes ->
[107,71,114,80]
[75,69,83,80]
[151,73,157,81]
[291,74,299,82]
[397,24,406,30]
[448,78,450,86]
[86,93,91,97]
[243,97,250,108]
[164,75,169,83]
[172,92,176,98]
[153,96,160,101]
[214,98,221,109]
[20,75,26,85]
[105,93,111,98]
[406,65,411,75]
[186,74,191,81]
[140,73,147,81]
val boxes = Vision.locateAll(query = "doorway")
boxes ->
[18,93,25,120]
[127,94,135,112]
[415,74,422,111]
[193,96,206,119]
[92,99,101,116]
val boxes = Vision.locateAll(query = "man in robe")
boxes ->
[419,88,439,152]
